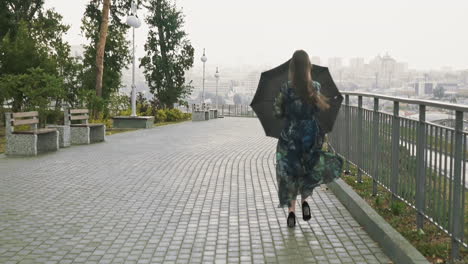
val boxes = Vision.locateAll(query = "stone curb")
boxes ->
[327,179,429,264]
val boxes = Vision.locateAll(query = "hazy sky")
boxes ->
[44,0,468,71]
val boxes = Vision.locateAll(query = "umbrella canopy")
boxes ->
[251,60,343,138]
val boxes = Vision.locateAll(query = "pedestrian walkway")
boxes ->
[0,117,392,264]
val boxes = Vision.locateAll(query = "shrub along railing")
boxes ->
[328,92,467,261]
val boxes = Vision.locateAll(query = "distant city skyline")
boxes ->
[46,0,468,72]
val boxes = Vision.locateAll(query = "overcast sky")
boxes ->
[44,0,468,71]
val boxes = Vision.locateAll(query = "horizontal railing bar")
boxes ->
[346,105,468,135]
[342,91,468,112]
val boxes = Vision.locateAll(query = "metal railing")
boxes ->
[328,92,467,261]
[190,104,256,117]
[219,105,257,117]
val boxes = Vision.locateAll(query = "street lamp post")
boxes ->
[214,67,220,111]
[111,4,154,128]
[126,1,141,117]
[201,49,207,109]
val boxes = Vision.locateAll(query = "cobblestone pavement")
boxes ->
[0,117,392,264]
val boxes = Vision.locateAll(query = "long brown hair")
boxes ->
[289,50,330,111]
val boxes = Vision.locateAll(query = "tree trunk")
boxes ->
[95,0,111,99]
[155,0,174,105]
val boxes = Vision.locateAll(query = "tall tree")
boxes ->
[141,0,194,109]
[0,1,75,112]
[0,0,44,40]
[81,0,131,101]
[95,0,111,98]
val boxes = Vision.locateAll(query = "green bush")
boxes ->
[108,93,130,117]
[155,109,167,122]
[119,109,132,116]
[144,106,154,116]
[151,108,190,123]
[89,118,112,129]
[40,109,64,126]
[390,201,405,216]
[166,108,184,122]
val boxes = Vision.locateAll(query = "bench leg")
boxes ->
[71,127,90,145]
[47,125,70,148]
[6,134,38,156]
[90,125,106,143]
[37,131,60,153]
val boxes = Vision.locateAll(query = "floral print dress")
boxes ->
[274,80,325,208]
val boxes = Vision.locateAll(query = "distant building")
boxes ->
[367,53,407,89]
[328,57,343,70]
[437,83,458,92]
[337,81,359,91]
[396,62,408,73]
[349,57,365,69]
[411,81,459,96]
[311,56,321,65]
[411,81,435,96]
[424,82,434,95]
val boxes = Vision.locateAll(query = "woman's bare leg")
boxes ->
[288,200,296,213]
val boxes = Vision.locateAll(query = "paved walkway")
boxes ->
[0,118,391,264]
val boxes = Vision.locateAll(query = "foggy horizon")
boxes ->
[45,0,468,72]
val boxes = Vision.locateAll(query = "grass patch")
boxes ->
[153,120,189,127]
[106,128,139,136]
[342,164,467,263]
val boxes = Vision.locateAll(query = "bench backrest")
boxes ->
[5,111,39,134]
[192,103,210,112]
[65,109,89,125]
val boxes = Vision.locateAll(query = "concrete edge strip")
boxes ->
[327,179,429,264]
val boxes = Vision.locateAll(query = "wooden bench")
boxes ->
[5,111,59,156]
[65,109,106,145]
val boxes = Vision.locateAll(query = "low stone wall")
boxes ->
[112,116,154,129]
[192,111,209,121]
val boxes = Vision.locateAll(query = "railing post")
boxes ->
[357,96,363,183]
[345,94,351,174]
[391,101,400,200]
[228,105,231,116]
[450,110,463,262]
[416,104,426,229]
[372,98,379,196]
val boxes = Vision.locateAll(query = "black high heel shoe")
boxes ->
[302,201,311,221]
[287,212,296,228]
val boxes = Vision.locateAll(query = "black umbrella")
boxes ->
[250,60,343,138]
